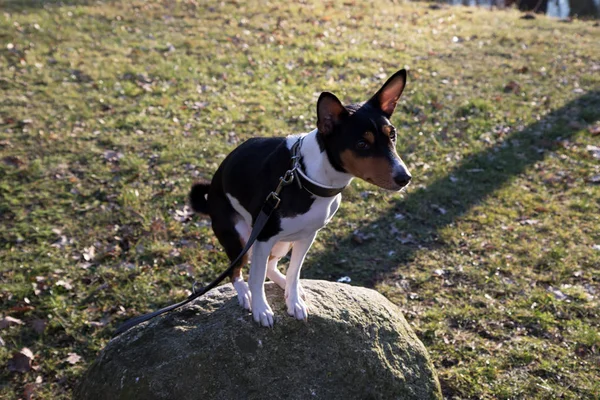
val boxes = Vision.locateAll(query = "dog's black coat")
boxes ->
[191,138,317,242]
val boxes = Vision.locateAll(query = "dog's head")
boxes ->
[317,69,411,191]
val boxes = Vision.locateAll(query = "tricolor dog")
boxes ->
[190,69,411,327]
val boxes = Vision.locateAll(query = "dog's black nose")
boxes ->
[393,172,412,187]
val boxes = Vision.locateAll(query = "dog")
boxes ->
[189,69,411,327]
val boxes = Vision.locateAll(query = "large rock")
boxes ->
[76,280,441,400]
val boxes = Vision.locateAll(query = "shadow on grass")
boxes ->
[306,90,600,285]
[2,0,100,12]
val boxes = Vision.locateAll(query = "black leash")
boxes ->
[114,137,346,336]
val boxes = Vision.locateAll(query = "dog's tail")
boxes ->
[189,181,211,215]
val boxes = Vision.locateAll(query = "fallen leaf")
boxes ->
[520,219,539,225]
[65,352,82,365]
[585,145,600,160]
[515,66,529,74]
[587,175,600,185]
[23,382,38,400]
[431,204,447,215]
[547,286,567,301]
[504,81,520,94]
[2,156,25,167]
[351,230,374,244]
[82,246,96,261]
[396,233,415,244]
[7,305,34,313]
[173,206,194,223]
[55,279,73,290]
[8,348,34,373]
[0,316,24,329]
[103,150,124,163]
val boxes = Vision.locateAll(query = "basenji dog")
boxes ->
[189,69,411,327]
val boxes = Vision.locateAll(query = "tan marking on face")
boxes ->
[340,149,399,190]
[363,131,375,145]
[382,125,392,137]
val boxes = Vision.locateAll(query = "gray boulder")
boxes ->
[76,280,441,400]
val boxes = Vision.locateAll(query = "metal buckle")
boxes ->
[266,192,281,209]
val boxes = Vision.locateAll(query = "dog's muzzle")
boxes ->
[392,162,412,188]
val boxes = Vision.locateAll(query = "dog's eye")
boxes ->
[356,140,370,150]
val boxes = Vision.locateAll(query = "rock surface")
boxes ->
[76,280,441,400]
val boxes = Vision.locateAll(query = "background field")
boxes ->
[1,0,599,398]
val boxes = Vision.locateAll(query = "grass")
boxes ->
[1,0,599,398]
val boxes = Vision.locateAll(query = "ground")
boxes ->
[0,0,599,399]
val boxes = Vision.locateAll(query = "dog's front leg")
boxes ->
[248,240,275,327]
[285,233,317,321]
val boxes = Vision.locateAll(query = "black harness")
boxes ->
[114,137,346,336]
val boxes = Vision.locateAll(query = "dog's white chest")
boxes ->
[279,194,341,241]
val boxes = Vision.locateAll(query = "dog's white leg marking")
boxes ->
[266,241,290,289]
[230,215,253,310]
[266,261,306,300]
[266,242,307,300]
[232,275,252,311]
[249,240,275,327]
[285,233,316,321]
[266,258,287,289]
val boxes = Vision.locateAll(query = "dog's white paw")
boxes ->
[286,295,308,321]
[252,299,274,327]
[233,279,252,311]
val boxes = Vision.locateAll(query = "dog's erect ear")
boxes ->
[317,92,348,135]
[368,69,407,118]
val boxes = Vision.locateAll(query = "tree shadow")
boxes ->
[306,90,600,285]
[2,0,100,12]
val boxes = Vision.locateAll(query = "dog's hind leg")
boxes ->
[266,242,291,289]
[209,195,252,310]
[266,242,307,299]
[213,224,252,310]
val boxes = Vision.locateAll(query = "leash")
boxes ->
[114,137,345,336]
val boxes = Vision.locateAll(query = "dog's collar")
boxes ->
[290,137,347,198]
